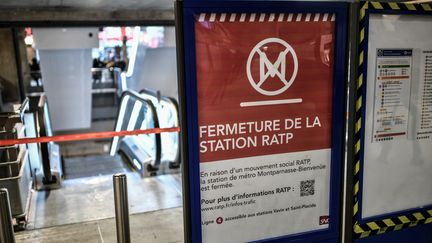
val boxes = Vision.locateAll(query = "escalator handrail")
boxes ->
[139,89,180,164]
[110,89,162,169]
[138,89,180,125]
[91,67,122,73]
[35,93,55,183]
[19,98,29,119]
[139,88,158,99]
[162,96,179,127]
[91,68,107,72]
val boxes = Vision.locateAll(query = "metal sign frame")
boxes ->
[176,1,348,242]
[351,1,432,240]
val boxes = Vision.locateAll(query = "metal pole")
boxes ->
[0,188,16,243]
[174,1,192,242]
[113,174,130,243]
[342,3,360,243]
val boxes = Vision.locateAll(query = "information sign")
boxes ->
[372,49,412,142]
[196,12,335,242]
[350,1,432,241]
[178,2,348,242]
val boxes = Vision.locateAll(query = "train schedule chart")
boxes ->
[372,49,412,142]
[371,48,432,142]
[416,50,432,139]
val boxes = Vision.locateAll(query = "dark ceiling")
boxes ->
[0,0,176,24]
[0,0,174,10]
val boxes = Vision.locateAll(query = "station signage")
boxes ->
[195,12,335,242]
[178,2,348,242]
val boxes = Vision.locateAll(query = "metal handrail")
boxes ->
[0,188,15,243]
[0,161,19,167]
[110,89,161,169]
[0,151,28,181]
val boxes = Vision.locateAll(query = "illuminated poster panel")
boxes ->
[195,12,336,242]
[362,13,432,219]
[179,2,347,242]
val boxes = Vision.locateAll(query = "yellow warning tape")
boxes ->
[388,2,400,10]
[422,4,432,11]
[352,1,432,239]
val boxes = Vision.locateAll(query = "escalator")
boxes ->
[1,89,181,231]
[28,94,62,187]
[110,89,180,177]
[139,89,180,168]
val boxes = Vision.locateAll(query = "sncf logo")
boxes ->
[319,215,330,225]
[246,38,298,96]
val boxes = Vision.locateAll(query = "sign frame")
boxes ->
[176,1,348,242]
[351,1,432,241]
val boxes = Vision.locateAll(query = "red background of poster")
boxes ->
[195,15,335,162]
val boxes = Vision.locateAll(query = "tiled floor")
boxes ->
[30,172,182,229]
[16,207,184,243]
[63,154,132,179]
[14,137,184,242]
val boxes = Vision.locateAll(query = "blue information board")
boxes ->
[176,1,348,242]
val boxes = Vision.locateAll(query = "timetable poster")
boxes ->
[416,50,432,140]
[372,49,412,142]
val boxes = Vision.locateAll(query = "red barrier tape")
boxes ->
[0,127,180,147]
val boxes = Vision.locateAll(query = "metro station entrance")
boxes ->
[0,25,184,242]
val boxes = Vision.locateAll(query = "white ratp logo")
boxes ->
[241,38,302,107]
[246,37,299,96]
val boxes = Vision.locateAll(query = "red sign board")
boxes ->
[193,12,338,242]
[195,13,336,162]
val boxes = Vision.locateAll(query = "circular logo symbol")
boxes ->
[216,217,223,224]
[246,38,298,96]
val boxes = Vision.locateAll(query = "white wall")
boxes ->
[33,28,97,131]
[128,30,178,100]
